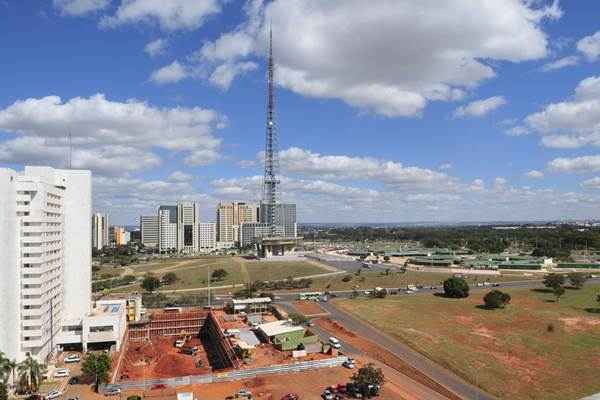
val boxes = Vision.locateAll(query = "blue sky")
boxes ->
[1,0,600,224]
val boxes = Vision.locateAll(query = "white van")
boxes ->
[329,337,341,349]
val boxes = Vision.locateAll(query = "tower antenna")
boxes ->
[68,131,72,169]
[262,25,280,236]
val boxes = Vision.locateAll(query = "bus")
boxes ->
[297,292,323,301]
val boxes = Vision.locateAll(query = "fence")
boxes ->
[101,356,347,393]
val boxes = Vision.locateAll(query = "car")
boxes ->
[68,377,79,385]
[46,390,63,400]
[54,368,70,378]
[174,339,185,348]
[151,384,167,390]
[342,360,355,369]
[281,394,299,400]
[64,354,81,363]
[67,397,81,400]
[321,390,334,400]
[493,283,500,287]
[104,387,121,396]
[237,389,252,397]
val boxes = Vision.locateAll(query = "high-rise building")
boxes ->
[158,205,177,253]
[91,213,109,250]
[140,215,159,248]
[177,201,199,254]
[0,166,92,362]
[260,202,297,238]
[198,222,216,251]
[113,226,128,246]
[216,202,259,245]
[216,202,234,243]
[240,222,272,248]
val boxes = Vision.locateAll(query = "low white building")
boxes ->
[57,299,127,352]
[199,222,216,251]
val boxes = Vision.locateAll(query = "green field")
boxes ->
[306,270,539,291]
[336,283,600,400]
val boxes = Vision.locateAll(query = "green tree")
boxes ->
[483,290,511,309]
[288,312,309,325]
[0,382,7,400]
[553,285,565,303]
[17,354,46,394]
[383,256,390,262]
[162,272,179,285]
[82,353,111,392]
[142,275,161,292]
[211,268,228,281]
[443,277,470,298]
[351,363,384,397]
[567,273,587,289]
[543,274,565,290]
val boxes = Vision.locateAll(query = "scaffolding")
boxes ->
[201,311,240,370]
[128,308,207,341]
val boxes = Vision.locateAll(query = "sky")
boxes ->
[1,0,600,225]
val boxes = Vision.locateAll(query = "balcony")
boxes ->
[87,331,116,343]
[21,235,44,244]
[21,308,43,317]
[21,339,44,348]
[22,317,43,327]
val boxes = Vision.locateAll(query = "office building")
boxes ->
[198,222,216,251]
[140,215,159,248]
[259,202,297,238]
[91,213,109,250]
[216,202,259,245]
[177,201,199,254]
[240,222,273,248]
[113,226,128,246]
[0,166,92,362]
[158,205,177,253]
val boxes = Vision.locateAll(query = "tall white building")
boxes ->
[177,201,199,254]
[158,205,177,253]
[216,202,258,245]
[91,213,109,250]
[198,222,216,251]
[140,215,159,248]
[0,166,92,362]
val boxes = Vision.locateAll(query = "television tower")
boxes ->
[262,27,280,235]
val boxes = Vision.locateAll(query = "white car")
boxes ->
[64,354,81,363]
[54,368,70,378]
[46,390,63,399]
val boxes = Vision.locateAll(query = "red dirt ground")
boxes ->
[315,317,462,400]
[293,300,329,316]
[118,337,212,380]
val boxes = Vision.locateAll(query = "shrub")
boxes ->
[342,275,353,282]
[483,290,511,309]
[443,277,470,298]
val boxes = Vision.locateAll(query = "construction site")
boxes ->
[113,303,339,384]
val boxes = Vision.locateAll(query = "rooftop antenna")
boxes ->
[66,131,73,169]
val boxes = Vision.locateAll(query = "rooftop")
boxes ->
[258,320,304,337]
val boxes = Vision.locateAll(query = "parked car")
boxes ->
[343,360,355,369]
[281,393,299,400]
[104,387,121,396]
[237,388,252,398]
[64,354,81,363]
[46,390,63,400]
[174,339,185,348]
[321,390,334,400]
[68,376,79,385]
[54,368,70,378]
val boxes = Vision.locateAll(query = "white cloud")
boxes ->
[438,163,452,171]
[524,76,600,148]
[150,61,188,84]
[209,61,258,90]
[541,55,579,71]
[505,125,530,136]
[0,93,223,175]
[100,0,220,31]
[577,31,600,61]
[548,155,600,174]
[53,0,110,16]
[278,147,453,189]
[581,177,600,189]
[453,96,507,118]
[173,0,559,117]
[144,38,167,57]
[525,170,544,179]
[167,170,193,182]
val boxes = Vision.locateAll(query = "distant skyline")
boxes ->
[1,1,600,224]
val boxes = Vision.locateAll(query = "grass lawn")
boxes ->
[306,270,538,291]
[336,283,600,400]
[245,261,329,282]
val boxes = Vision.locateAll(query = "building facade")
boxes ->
[177,201,199,254]
[259,202,297,238]
[91,213,109,251]
[217,202,259,245]
[140,215,159,248]
[216,202,234,243]
[158,205,177,253]
[198,222,216,251]
[239,222,272,248]
[113,226,128,246]
[0,166,92,362]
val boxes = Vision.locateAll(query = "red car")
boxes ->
[151,384,167,390]
[281,394,299,400]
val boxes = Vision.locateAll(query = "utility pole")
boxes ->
[207,265,211,309]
